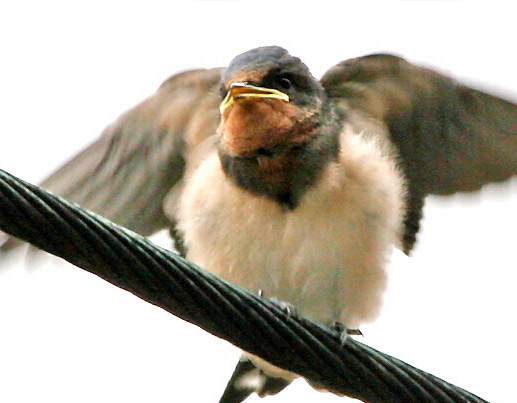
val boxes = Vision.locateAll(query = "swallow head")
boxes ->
[218,46,327,158]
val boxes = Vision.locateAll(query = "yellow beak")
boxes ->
[219,83,289,114]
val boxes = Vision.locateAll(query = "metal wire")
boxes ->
[0,168,486,403]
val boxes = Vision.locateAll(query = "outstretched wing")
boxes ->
[321,54,517,252]
[2,68,222,253]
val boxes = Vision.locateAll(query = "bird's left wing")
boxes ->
[321,54,517,252]
[1,68,223,251]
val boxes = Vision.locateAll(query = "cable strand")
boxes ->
[0,169,486,403]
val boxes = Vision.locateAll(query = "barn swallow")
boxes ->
[2,46,516,401]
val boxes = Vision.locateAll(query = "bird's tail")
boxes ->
[219,357,292,403]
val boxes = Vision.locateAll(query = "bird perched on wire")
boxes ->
[2,46,516,401]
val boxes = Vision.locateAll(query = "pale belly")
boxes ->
[176,140,404,328]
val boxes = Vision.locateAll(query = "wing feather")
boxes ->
[321,54,517,252]
[36,68,222,236]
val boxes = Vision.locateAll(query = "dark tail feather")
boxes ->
[219,357,292,403]
[258,375,292,398]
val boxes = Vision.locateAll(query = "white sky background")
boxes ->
[1,1,516,402]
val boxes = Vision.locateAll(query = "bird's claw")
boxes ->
[258,290,297,317]
[330,321,363,346]
[269,298,298,317]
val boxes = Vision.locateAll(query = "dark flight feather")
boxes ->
[321,54,517,251]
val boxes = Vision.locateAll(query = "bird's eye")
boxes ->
[278,77,292,90]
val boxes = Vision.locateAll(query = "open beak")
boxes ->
[219,83,289,114]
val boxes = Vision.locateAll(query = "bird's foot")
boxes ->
[269,298,297,317]
[258,290,298,317]
[330,321,363,346]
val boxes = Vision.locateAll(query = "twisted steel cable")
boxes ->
[0,169,485,402]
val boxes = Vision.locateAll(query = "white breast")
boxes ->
[176,126,405,329]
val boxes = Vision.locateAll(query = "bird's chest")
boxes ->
[176,148,400,327]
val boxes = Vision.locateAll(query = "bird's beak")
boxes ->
[219,83,289,114]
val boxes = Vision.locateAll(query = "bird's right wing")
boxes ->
[2,68,223,251]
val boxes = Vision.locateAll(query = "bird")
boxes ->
[1,46,516,402]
